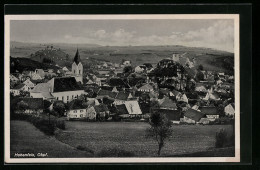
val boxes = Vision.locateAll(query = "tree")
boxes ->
[196,71,204,81]
[53,101,66,117]
[146,111,173,156]
[123,66,133,74]
[198,64,204,71]
[17,100,29,111]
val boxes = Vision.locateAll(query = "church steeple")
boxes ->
[73,48,81,65]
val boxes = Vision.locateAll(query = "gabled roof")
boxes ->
[159,96,177,110]
[94,104,109,113]
[199,106,219,115]
[115,91,130,101]
[109,78,130,88]
[125,100,142,115]
[48,77,83,92]
[138,84,154,90]
[172,89,181,96]
[98,89,117,99]
[31,83,51,93]
[13,83,26,90]
[184,109,205,122]
[68,99,87,110]
[116,104,129,115]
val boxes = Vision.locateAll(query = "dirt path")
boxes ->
[10,120,92,158]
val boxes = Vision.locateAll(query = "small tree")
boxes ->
[146,111,173,156]
[17,100,29,111]
[198,64,204,71]
[53,101,66,117]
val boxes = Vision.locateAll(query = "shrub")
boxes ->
[215,128,228,148]
[97,148,135,157]
[56,119,66,130]
[76,145,94,155]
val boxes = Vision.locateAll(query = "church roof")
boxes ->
[73,48,81,65]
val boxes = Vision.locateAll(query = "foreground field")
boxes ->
[10,120,91,158]
[55,121,234,157]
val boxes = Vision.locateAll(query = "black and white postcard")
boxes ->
[4,14,240,163]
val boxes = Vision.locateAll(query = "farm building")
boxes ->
[199,106,219,121]
[182,108,205,124]
[86,104,110,120]
[124,100,142,116]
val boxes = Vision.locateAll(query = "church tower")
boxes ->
[71,48,83,83]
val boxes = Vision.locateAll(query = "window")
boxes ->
[74,70,76,74]
[67,96,69,100]
[57,97,59,100]
[74,110,77,113]
[62,96,64,101]
[72,95,74,99]
[80,110,83,113]
[80,114,83,117]
[76,95,78,98]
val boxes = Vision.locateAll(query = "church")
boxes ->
[71,48,83,84]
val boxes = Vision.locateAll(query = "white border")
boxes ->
[4,14,240,163]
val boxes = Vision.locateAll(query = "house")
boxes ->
[154,108,181,122]
[10,74,19,83]
[114,91,133,105]
[138,84,154,92]
[86,104,110,120]
[135,65,146,73]
[115,104,129,115]
[124,100,142,115]
[199,106,219,121]
[67,99,87,120]
[182,108,205,124]
[12,98,44,116]
[195,84,208,93]
[35,69,45,78]
[224,103,235,117]
[23,79,35,90]
[11,84,30,96]
[31,72,43,80]
[62,67,69,72]
[97,89,117,100]
[203,92,220,101]
[159,96,178,110]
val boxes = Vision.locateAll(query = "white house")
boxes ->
[224,103,235,116]
[11,84,30,96]
[67,99,88,120]
[23,79,35,90]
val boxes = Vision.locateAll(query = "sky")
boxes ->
[10,19,234,52]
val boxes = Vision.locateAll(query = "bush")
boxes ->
[97,148,135,157]
[56,119,66,130]
[76,145,94,155]
[215,128,228,148]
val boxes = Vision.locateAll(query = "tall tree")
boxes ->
[146,111,173,156]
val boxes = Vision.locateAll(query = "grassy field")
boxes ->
[10,120,92,158]
[55,121,234,157]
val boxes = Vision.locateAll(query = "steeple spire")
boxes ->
[73,48,81,65]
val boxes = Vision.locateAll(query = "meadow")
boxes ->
[55,121,234,157]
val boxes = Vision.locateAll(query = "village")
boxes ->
[10,47,235,125]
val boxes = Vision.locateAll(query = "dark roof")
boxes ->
[160,97,177,110]
[184,109,205,122]
[115,91,130,101]
[100,86,114,91]
[103,97,115,105]
[98,89,117,99]
[109,78,130,88]
[52,77,83,92]
[155,109,181,121]
[13,83,26,89]
[94,104,109,113]
[73,48,81,65]
[185,92,199,99]
[199,106,219,115]
[43,100,52,109]
[68,99,87,110]
[13,98,44,110]
[116,104,129,115]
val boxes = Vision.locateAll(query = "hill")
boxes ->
[10,42,234,73]
[10,57,59,73]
